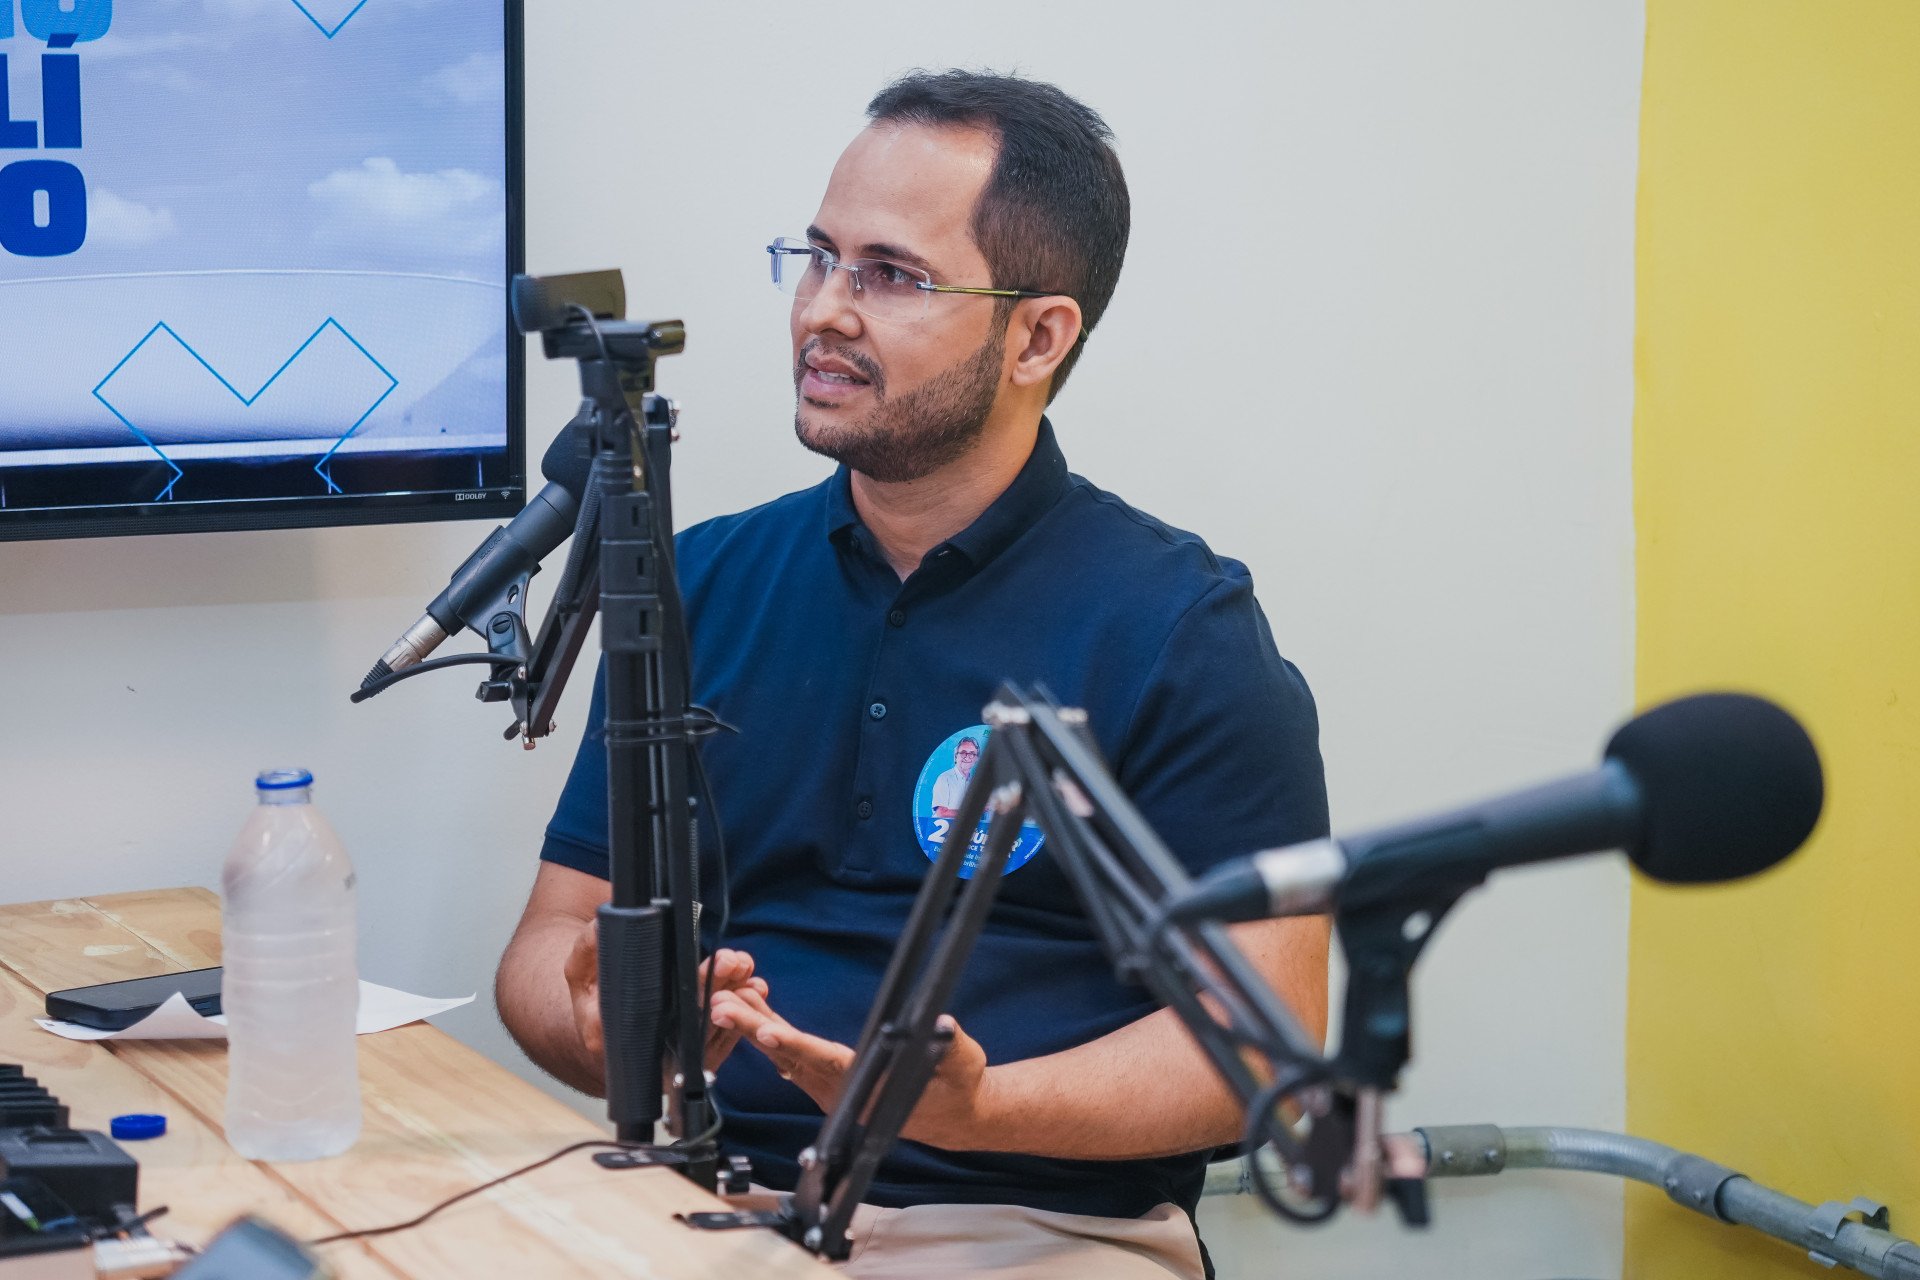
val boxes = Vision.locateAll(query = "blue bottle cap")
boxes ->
[110,1113,166,1140]
[255,769,314,791]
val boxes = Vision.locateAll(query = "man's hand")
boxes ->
[708,986,995,1151]
[561,917,603,1063]
[563,928,770,1075]
[694,948,768,1073]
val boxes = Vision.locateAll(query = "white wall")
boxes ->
[0,2,1642,1276]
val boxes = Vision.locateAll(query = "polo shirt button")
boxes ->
[868,701,887,721]
[855,798,874,820]
[888,609,906,627]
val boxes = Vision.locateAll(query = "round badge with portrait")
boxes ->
[912,725,1046,878]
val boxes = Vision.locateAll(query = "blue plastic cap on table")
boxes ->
[109,1113,166,1141]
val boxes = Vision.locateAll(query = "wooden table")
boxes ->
[0,888,834,1279]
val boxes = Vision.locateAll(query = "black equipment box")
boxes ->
[0,1174,93,1261]
[0,1069,68,1131]
[0,1128,137,1221]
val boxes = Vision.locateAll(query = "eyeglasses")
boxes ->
[767,236,1057,323]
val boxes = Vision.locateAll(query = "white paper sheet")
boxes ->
[33,980,474,1042]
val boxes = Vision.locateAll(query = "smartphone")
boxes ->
[44,967,223,1031]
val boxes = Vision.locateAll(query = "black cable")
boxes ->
[691,750,731,962]
[676,1059,726,1151]
[599,707,733,748]
[307,1140,642,1246]
[349,651,517,703]
[110,1205,170,1236]
[674,526,733,1156]
[568,303,615,369]
[676,750,731,1156]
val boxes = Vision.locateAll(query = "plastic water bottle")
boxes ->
[221,768,361,1161]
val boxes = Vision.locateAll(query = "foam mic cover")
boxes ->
[1604,693,1823,884]
[541,428,592,497]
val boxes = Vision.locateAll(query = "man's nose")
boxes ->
[797,262,863,338]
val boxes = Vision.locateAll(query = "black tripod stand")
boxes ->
[354,270,729,1191]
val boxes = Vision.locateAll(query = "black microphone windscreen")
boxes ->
[541,430,591,496]
[1604,693,1822,885]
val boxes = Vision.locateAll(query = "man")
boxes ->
[497,70,1331,1278]
[930,735,981,818]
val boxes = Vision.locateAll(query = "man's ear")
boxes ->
[1007,297,1084,392]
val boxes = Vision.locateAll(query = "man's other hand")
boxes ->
[696,948,768,1073]
[565,931,771,1076]
[709,985,995,1151]
[560,917,603,1062]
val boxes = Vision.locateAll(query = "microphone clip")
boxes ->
[476,580,532,701]
[1329,890,1469,1095]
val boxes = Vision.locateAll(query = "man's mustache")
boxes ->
[796,340,885,392]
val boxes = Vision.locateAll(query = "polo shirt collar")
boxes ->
[824,418,1072,570]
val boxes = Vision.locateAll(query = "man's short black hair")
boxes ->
[867,69,1129,400]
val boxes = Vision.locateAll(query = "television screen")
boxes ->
[0,0,523,541]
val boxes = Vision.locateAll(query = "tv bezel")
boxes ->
[0,0,527,544]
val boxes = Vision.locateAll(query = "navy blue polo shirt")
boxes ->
[541,419,1329,1220]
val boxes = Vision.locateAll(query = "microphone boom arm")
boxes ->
[683,683,1416,1256]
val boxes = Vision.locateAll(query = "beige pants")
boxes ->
[736,1189,1207,1279]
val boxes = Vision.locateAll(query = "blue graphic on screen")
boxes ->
[0,0,509,511]
[93,318,399,499]
[287,0,370,39]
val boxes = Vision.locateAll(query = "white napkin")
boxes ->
[34,980,474,1042]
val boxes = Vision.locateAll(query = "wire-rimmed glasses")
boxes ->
[767,236,1056,323]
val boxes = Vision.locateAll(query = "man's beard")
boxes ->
[793,323,1005,484]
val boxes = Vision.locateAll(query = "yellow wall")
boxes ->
[1629,2,1920,1276]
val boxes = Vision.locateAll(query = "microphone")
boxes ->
[359,432,592,690]
[1165,693,1823,924]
